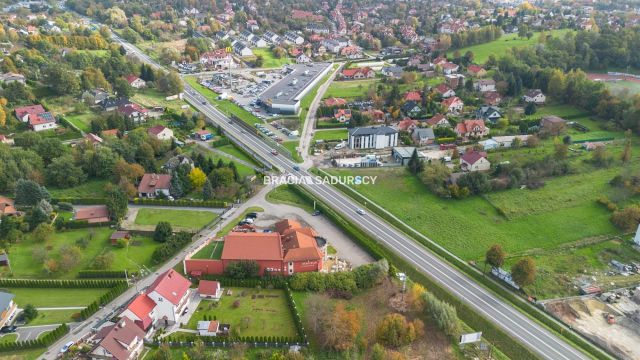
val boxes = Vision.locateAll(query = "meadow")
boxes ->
[251,48,292,68]
[313,129,348,142]
[133,208,217,230]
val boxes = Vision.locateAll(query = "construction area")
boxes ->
[543,287,640,360]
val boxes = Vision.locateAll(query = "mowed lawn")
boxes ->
[8,288,110,307]
[65,112,97,133]
[215,144,260,167]
[48,179,110,199]
[323,79,378,100]
[132,88,190,113]
[134,208,217,230]
[329,167,619,261]
[28,309,79,326]
[191,241,223,260]
[605,80,640,96]
[186,287,297,338]
[0,228,158,278]
[313,129,348,142]
[252,48,292,68]
[451,29,573,64]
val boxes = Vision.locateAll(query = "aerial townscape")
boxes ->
[0,0,640,359]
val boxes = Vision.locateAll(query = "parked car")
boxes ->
[311,210,321,216]
[1,326,17,333]
[61,341,75,353]
[246,212,258,219]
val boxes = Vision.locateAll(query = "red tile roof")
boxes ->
[222,232,283,261]
[126,294,156,320]
[435,84,451,94]
[324,97,347,107]
[275,219,303,235]
[138,173,171,194]
[456,119,486,134]
[198,280,220,296]
[0,196,17,216]
[147,269,191,305]
[94,317,145,360]
[461,150,487,165]
[125,74,141,84]
[467,65,485,74]
[403,91,422,102]
[147,125,168,136]
[442,96,463,108]
[282,231,322,262]
[426,113,447,126]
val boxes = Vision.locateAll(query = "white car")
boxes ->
[61,341,75,353]
[356,208,366,215]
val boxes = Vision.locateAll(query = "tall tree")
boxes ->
[485,244,506,273]
[106,186,128,221]
[511,257,537,288]
[407,148,424,175]
[153,221,173,243]
[14,179,50,206]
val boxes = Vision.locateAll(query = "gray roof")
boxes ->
[413,127,435,139]
[349,126,398,137]
[393,147,423,158]
[0,291,14,311]
[258,63,332,106]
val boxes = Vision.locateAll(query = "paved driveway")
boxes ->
[15,323,81,342]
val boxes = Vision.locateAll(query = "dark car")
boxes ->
[311,210,321,216]
[246,212,258,219]
[1,326,17,333]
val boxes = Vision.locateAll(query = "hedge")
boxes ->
[436,137,456,144]
[295,177,613,360]
[210,138,231,147]
[0,323,69,352]
[54,218,115,230]
[198,276,288,289]
[0,278,126,288]
[133,198,227,208]
[316,121,349,129]
[77,270,130,279]
[51,197,107,205]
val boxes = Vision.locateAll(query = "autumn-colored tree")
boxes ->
[406,283,426,311]
[189,167,207,189]
[610,205,640,232]
[113,159,145,184]
[375,313,423,348]
[485,244,506,272]
[621,129,632,164]
[321,303,361,351]
[0,107,6,127]
[511,257,537,288]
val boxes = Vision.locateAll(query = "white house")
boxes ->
[198,280,222,300]
[296,54,311,64]
[460,151,491,172]
[474,79,496,93]
[137,174,172,198]
[348,126,398,150]
[197,320,220,336]
[147,125,174,141]
[125,75,146,89]
[522,89,546,104]
[284,31,304,45]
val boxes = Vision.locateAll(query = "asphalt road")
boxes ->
[49,12,595,359]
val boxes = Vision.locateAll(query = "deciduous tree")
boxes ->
[511,257,537,288]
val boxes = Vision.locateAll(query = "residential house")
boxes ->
[284,31,304,45]
[334,109,352,123]
[163,155,194,173]
[250,36,267,48]
[441,62,459,75]
[14,105,57,132]
[0,292,17,328]
[401,101,422,118]
[397,119,418,132]
[340,67,375,80]
[460,150,490,172]
[195,129,213,141]
[324,98,347,107]
[74,205,110,223]
[90,317,145,360]
[540,116,566,136]
[246,19,259,31]
[296,54,311,64]
[455,119,489,139]
[262,31,280,44]
[425,114,450,128]
[392,147,425,165]
[0,196,18,217]
[200,49,235,69]
[442,97,464,114]
[110,231,130,246]
[85,133,104,146]
[434,84,455,98]
[475,106,502,124]
[147,125,174,141]
[403,91,422,102]
[137,174,172,198]
[118,103,149,124]
[197,320,220,336]
[483,91,502,106]
[125,75,146,89]
[474,79,496,93]
[467,65,487,77]
[381,66,403,78]
[0,72,25,84]
[101,97,131,112]
[232,42,253,57]
[523,89,546,104]
[445,74,465,89]
[412,127,436,145]
[198,280,222,300]
[340,46,363,59]
[82,88,110,105]
[348,126,398,149]
[321,39,341,54]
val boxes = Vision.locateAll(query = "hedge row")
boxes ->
[77,270,129,279]
[198,276,288,289]
[133,198,227,208]
[289,185,541,360]
[316,121,349,129]
[210,137,231,147]
[296,178,612,360]
[79,282,129,320]
[54,218,115,230]
[0,278,126,288]
[160,335,302,346]
[0,324,69,352]
[51,197,107,205]
[284,286,307,343]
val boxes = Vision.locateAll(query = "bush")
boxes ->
[423,292,461,338]
[57,202,73,211]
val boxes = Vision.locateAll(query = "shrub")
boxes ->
[232,300,241,308]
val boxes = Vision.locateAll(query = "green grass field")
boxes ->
[0,334,18,344]
[132,88,190,113]
[185,287,297,338]
[451,29,573,64]
[191,241,224,260]
[252,48,292,68]
[312,129,348,142]
[65,112,96,133]
[215,144,260,167]
[281,141,302,162]
[48,180,110,199]
[27,309,79,326]
[184,145,256,178]
[328,167,619,261]
[0,228,159,278]
[604,80,640,96]
[266,185,314,212]
[8,288,110,307]
[323,79,378,99]
[134,208,217,230]
[0,348,46,360]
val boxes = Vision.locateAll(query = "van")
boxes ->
[335,142,346,150]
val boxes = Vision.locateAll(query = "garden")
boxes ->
[184,287,298,338]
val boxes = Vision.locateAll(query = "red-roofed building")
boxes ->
[200,49,235,70]
[198,280,222,300]
[460,150,490,172]
[85,133,103,146]
[121,294,157,331]
[324,97,347,107]
[434,84,455,98]
[397,118,418,132]
[73,205,110,223]
[137,174,171,198]
[341,67,374,80]
[455,119,488,139]
[146,269,191,327]
[334,108,352,122]
[467,65,487,77]
[118,103,149,124]
[125,75,146,89]
[442,96,464,114]
[403,91,422,102]
[14,105,57,132]
[90,317,145,360]
[425,113,450,128]
[147,125,174,141]
[483,91,502,106]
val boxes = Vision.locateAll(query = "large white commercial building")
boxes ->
[348,126,398,150]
